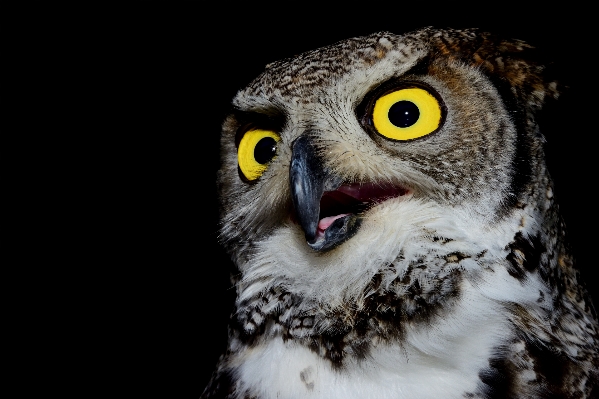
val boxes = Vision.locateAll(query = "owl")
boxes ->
[202,27,599,398]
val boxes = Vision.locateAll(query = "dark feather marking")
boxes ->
[229,262,463,369]
[471,334,580,399]
[300,265,462,367]
[477,354,516,399]
[481,68,534,213]
[299,367,315,390]
[506,232,544,280]
[527,341,569,398]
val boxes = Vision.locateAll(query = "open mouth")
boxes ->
[315,182,409,241]
[289,135,410,252]
[290,180,410,251]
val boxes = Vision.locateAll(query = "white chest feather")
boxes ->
[232,266,546,399]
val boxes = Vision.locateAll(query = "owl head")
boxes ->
[202,27,599,399]
[217,28,561,289]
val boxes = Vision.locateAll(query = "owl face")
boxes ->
[214,30,557,309]
[218,29,541,268]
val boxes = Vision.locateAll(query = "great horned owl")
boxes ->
[202,27,599,398]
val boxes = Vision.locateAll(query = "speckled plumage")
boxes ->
[203,27,599,398]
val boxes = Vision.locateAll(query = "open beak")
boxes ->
[289,135,409,252]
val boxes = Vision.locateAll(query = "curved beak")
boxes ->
[289,135,360,251]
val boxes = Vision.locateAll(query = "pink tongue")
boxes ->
[318,214,349,233]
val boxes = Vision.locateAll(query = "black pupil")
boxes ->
[388,101,419,128]
[254,137,277,164]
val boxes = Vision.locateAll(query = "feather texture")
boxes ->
[203,27,598,398]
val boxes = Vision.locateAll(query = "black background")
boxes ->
[120,3,596,397]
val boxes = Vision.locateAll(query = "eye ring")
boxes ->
[360,82,446,142]
[237,129,280,181]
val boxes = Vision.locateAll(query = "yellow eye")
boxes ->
[372,87,443,141]
[237,129,280,181]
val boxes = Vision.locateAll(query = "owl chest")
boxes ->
[231,287,513,399]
